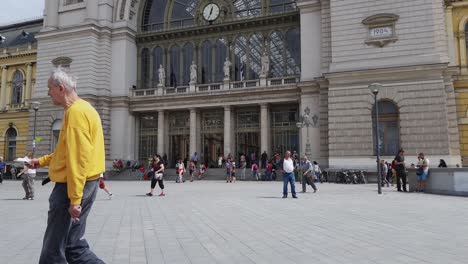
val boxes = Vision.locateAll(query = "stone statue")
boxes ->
[223,57,232,80]
[158,64,165,86]
[190,61,197,84]
[260,51,269,77]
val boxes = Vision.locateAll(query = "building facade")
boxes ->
[32,0,461,168]
[0,19,42,161]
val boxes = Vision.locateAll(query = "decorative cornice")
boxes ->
[362,13,399,26]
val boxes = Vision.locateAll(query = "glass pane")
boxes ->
[11,71,23,105]
[153,47,163,85]
[215,39,228,82]
[270,0,297,14]
[233,0,261,18]
[171,0,197,28]
[286,28,301,76]
[170,45,180,87]
[183,43,194,85]
[139,115,158,161]
[141,48,150,88]
[143,0,168,31]
[270,31,284,77]
[201,40,213,84]
[169,112,190,134]
[249,33,263,79]
[234,36,247,81]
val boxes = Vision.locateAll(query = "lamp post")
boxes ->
[369,83,382,194]
[32,102,39,157]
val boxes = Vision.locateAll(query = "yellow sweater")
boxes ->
[39,99,105,205]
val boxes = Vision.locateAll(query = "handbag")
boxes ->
[416,167,423,176]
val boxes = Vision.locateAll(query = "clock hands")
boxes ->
[210,7,213,16]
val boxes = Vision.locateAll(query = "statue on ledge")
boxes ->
[260,51,269,77]
[223,57,232,80]
[190,61,197,84]
[158,64,165,86]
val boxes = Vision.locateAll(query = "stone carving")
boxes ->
[119,0,127,20]
[223,57,231,80]
[158,64,165,86]
[190,61,197,84]
[260,51,269,77]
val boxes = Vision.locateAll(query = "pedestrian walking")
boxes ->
[394,149,407,192]
[312,161,322,183]
[240,155,247,180]
[226,158,232,183]
[251,162,259,180]
[146,155,165,196]
[261,151,267,169]
[265,161,273,181]
[198,162,207,180]
[99,174,113,199]
[301,156,317,193]
[177,158,185,183]
[30,67,105,264]
[189,160,196,182]
[0,157,5,184]
[281,151,297,198]
[231,162,237,183]
[18,162,36,200]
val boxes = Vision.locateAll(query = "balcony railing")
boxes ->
[131,76,299,97]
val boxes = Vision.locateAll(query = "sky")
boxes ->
[0,0,44,26]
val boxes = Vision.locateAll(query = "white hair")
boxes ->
[49,66,77,92]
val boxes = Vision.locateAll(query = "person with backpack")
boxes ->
[301,156,317,193]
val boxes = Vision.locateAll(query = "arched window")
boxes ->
[142,0,168,31]
[170,45,181,87]
[286,28,300,76]
[5,127,17,161]
[270,31,284,77]
[11,70,23,106]
[201,40,213,84]
[183,43,194,85]
[141,48,150,88]
[234,36,247,81]
[233,0,261,18]
[51,119,62,152]
[249,33,263,80]
[269,0,297,14]
[372,100,400,156]
[153,47,163,85]
[171,0,197,28]
[215,39,228,82]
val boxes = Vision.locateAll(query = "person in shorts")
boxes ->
[416,152,429,192]
[99,174,113,199]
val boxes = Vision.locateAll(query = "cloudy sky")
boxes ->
[0,0,44,25]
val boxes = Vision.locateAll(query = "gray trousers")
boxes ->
[39,179,105,264]
[22,173,35,198]
[302,173,317,192]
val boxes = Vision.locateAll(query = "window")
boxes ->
[269,0,297,14]
[139,114,158,161]
[51,119,62,152]
[286,28,300,76]
[11,70,23,107]
[170,0,197,28]
[249,33,263,80]
[372,100,400,156]
[153,47,163,85]
[215,39,228,82]
[233,0,261,18]
[183,43,194,85]
[64,0,83,5]
[271,106,299,155]
[201,40,213,84]
[234,36,248,81]
[270,31,284,77]
[141,48,150,88]
[170,45,180,87]
[142,0,168,31]
[5,127,17,161]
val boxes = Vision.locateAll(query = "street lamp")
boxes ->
[32,102,40,157]
[296,107,313,158]
[369,83,382,194]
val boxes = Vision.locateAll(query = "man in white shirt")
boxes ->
[281,151,297,198]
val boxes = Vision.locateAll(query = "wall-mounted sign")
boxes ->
[369,26,393,38]
[362,13,399,47]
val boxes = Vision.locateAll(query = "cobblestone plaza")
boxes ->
[1,181,467,264]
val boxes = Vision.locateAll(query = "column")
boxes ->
[45,0,59,29]
[157,110,165,154]
[0,66,8,109]
[149,49,154,87]
[189,109,198,158]
[260,103,270,156]
[224,106,232,157]
[86,0,99,22]
[25,63,32,107]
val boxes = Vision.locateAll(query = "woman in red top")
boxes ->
[189,160,196,182]
[146,155,165,196]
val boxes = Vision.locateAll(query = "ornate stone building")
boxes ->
[32,0,461,168]
[0,19,42,161]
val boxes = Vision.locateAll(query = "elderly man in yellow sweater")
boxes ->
[31,67,105,264]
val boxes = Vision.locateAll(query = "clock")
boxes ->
[203,3,220,22]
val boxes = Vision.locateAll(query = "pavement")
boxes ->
[0,180,467,264]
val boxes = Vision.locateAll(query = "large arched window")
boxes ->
[286,28,300,76]
[141,48,150,88]
[142,0,168,31]
[11,70,23,106]
[5,127,17,161]
[234,36,247,81]
[373,100,400,156]
[249,33,263,80]
[233,0,261,18]
[183,43,194,85]
[153,47,163,85]
[170,45,180,87]
[269,0,297,14]
[51,119,62,152]
[201,40,213,84]
[215,39,228,82]
[171,0,197,28]
[270,31,284,77]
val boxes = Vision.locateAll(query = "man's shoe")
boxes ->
[313,189,317,193]
[292,195,298,199]
[403,190,408,192]
[397,190,402,192]
[282,195,287,198]
[146,192,153,196]
[22,197,28,200]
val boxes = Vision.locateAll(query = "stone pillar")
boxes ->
[86,0,99,22]
[260,103,270,156]
[157,110,165,155]
[25,63,33,107]
[189,108,198,158]
[297,0,321,81]
[45,0,59,29]
[224,106,232,157]
[0,66,8,109]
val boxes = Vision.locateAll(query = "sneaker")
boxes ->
[313,189,317,193]
[108,193,113,199]
[158,193,165,197]
[146,192,153,196]
[282,195,287,198]
[27,197,34,200]
[22,197,28,200]
[292,195,298,199]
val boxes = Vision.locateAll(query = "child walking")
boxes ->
[99,174,113,199]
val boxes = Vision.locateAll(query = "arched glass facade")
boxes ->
[270,31,284,78]
[201,40,213,84]
[234,36,248,81]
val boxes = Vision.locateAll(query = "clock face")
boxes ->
[203,3,220,22]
